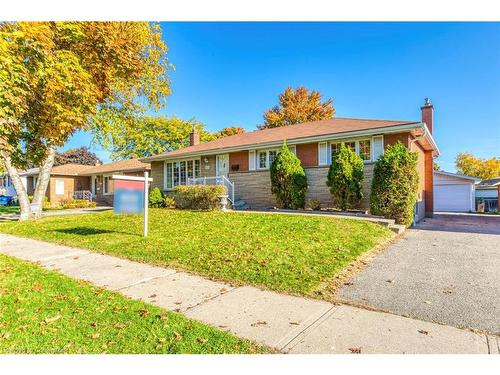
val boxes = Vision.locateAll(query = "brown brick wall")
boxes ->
[230,164,375,210]
[229,170,277,209]
[229,151,249,172]
[411,141,426,221]
[48,175,92,204]
[200,155,216,178]
[296,143,318,167]
[424,150,434,216]
[384,132,410,149]
[150,161,164,190]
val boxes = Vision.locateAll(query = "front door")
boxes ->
[216,154,229,177]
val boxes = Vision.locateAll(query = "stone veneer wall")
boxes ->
[229,163,375,210]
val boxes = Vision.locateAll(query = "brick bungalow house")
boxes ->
[142,100,439,221]
[20,163,93,204]
[79,159,150,206]
[15,159,150,206]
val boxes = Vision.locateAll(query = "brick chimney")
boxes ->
[421,98,434,134]
[189,126,200,146]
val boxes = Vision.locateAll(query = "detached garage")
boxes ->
[434,171,480,212]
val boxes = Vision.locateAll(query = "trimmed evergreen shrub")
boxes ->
[270,142,308,209]
[164,196,176,209]
[148,187,165,208]
[326,143,364,210]
[370,142,419,226]
[173,185,226,210]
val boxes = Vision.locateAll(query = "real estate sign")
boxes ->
[113,179,145,214]
[112,173,152,236]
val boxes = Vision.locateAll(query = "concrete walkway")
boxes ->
[0,233,497,354]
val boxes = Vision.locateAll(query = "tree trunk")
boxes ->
[32,146,56,218]
[0,150,32,220]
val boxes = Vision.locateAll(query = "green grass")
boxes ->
[0,254,267,354]
[0,209,392,296]
[0,206,19,215]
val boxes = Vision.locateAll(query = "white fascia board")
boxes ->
[434,170,481,182]
[142,122,426,162]
[111,175,153,182]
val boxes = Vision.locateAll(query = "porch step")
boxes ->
[233,199,249,210]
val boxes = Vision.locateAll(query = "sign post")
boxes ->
[143,171,149,237]
[112,173,153,237]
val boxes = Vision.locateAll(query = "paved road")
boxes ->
[337,214,500,334]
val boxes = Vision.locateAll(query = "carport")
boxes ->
[433,171,480,212]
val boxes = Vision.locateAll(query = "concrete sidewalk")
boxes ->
[0,233,497,354]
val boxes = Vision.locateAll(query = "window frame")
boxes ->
[163,157,202,191]
[256,149,279,170]
[103,175,113,195]
[329,137,377,164]
[55,178,65,196]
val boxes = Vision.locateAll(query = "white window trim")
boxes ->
[249,150,256,171]
[318,142,328,166]
[163,158,201,191]
[103,175,113,195]
[328,137,380,164]
[371,135,384,161]
[256,149,279,170]
[55,178,65,196]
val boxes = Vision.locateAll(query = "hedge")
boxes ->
[370,142,419,226]
[149,187,165,208]
[270,142,308,209]
[326,143,364,210]
[173,185,226,210]
[59,199,97,209]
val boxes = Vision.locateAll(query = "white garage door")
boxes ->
[434,184,472,212]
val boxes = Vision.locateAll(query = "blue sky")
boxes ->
[63,22,500,171]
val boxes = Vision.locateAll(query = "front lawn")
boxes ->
[0,254,267,354]
[0,210,392,296]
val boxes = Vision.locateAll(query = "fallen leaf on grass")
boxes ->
[158,337,167,343]
[32,283,43,292]
[43,314,61,324]
[0,332,11,340]
[138,309,149,317]
[173,331,182,341]
[197,337,208,344]
[91,333,100,339]
[349,347,361,354]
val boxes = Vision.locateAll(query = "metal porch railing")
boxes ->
[187,176,235,205]
[73,190,93,201]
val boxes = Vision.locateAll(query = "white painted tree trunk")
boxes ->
[0,150,32,220]
[32,147,56,218]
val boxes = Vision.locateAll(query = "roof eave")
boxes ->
[141,122,426,162]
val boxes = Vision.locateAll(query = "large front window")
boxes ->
[257,149,278,170]
[165,159,201,189]
[331,139,371,162]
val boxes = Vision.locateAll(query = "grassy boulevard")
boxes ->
[0,254,268,354]
[0,209,392,296]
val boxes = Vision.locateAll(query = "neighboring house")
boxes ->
[7,159,149,206]
[0,173,17,197]
[475,177,500,212]
[142,99,440,221]
[20,164,93,204]
[79,159,150,206]
[433,171,480,212]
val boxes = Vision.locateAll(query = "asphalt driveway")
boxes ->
[337,213,500,334]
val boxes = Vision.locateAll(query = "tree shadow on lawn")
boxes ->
[54,227,133,236]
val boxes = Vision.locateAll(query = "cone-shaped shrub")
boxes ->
[370,142,419,226]
[270,142,308,209]
[149,187,164,208]
[326,143,364,210]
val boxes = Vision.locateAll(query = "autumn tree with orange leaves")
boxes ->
[0,22,171,219]
[259,86,335,129]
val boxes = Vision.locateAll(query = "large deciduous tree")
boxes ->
[96,116,215,160]
[54,147,101,166]
[0,22,171,220]
[216,126,245,137]
[455,152,500,180]
[259,86,335,129]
